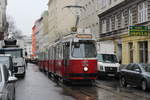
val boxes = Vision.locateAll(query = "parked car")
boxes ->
[120,63,150,91]
[0,64,17,100]
[0,54,14,75]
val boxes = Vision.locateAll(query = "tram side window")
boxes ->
[63,43,70,59]
[55,46,58,60]
[58,45,63,59]
[50,48,52,60]
[48,48,51,60]
[50,47,52,60]
[52,47,56,60]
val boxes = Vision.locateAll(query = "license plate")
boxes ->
[18,68,24,73]
[107,74,115,77]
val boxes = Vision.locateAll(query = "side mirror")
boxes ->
[8,76,18,83]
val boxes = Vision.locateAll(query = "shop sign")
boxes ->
[129,26,149,36]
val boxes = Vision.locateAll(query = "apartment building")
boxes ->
[78,0,125,61]
[32,25,36,57]
[32,17,43,57]
[39,11,49,50]
[78,0,100,38]
[48,0,77,43]
[32,11,49,56]
[98,0,150,64]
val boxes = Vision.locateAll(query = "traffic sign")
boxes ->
[129,26,149,36]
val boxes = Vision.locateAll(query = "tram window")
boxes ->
[56,46,59,59]
[63,43,70,59]
[72,42,96,58]
[65,42,70,47]
[74,42,80,48]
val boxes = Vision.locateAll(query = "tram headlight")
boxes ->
[84,67,88,72]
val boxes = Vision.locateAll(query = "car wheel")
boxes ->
[120,77,127,87]
[141,80,147,91]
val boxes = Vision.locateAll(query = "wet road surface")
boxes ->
[15,64,75,100]
[15,63,150,100]
[96,78,150,100]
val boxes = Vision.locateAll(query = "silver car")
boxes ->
[0,64,17,100]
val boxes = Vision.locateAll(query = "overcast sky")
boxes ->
[7,0,48,36]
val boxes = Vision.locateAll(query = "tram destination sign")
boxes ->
[129,26,149,36]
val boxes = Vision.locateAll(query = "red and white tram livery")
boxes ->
[38,30,97,82]
[39,32,98,83]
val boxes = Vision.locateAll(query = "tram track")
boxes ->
[95,80,150,100]
[44,70,150,100]
[78,87,98,100]
[46,76,97,100]
[62,84,97,100]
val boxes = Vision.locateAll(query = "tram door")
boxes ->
[63,42,70,75]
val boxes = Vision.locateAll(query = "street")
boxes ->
[0,0,149,100]
[15,63,150,100]
[15,63,75,100]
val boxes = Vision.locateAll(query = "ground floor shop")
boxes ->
[122,36,150,64]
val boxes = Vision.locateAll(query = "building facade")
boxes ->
[78,0,126,62]
[98,0,150,64]
[78,0,100,38]
[32,10,50,56]
[0,0,8,40]
[32,25,36,57]
[78,0,125,38]
[32,17,43,57]
[48,0,78,43]
[23,36,32,59]
[40,11,49,50]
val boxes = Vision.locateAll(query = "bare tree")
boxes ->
[7,16,23,39]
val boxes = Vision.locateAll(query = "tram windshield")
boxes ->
[72,41,96,58]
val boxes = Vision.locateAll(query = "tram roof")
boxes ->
[48,32,95,48]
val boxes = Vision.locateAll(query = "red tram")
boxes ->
[38,32,97,83]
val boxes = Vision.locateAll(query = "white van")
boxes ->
[97,53,120,78]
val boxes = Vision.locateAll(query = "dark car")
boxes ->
[0,64,17,100]
[120,63,150,91]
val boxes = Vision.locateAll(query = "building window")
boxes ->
[115,16,118,30]
[138,1,148,23]
[129,42,133,63]
[108,0,112,5]
[101,0,107,8]
[121,12,125,28]
[109,18,112,31]
[139,41,148,63]
[129,9,133,25]
[102,19,106,33]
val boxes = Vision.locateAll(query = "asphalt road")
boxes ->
[15,63,150,100]
[15,63,75,100]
